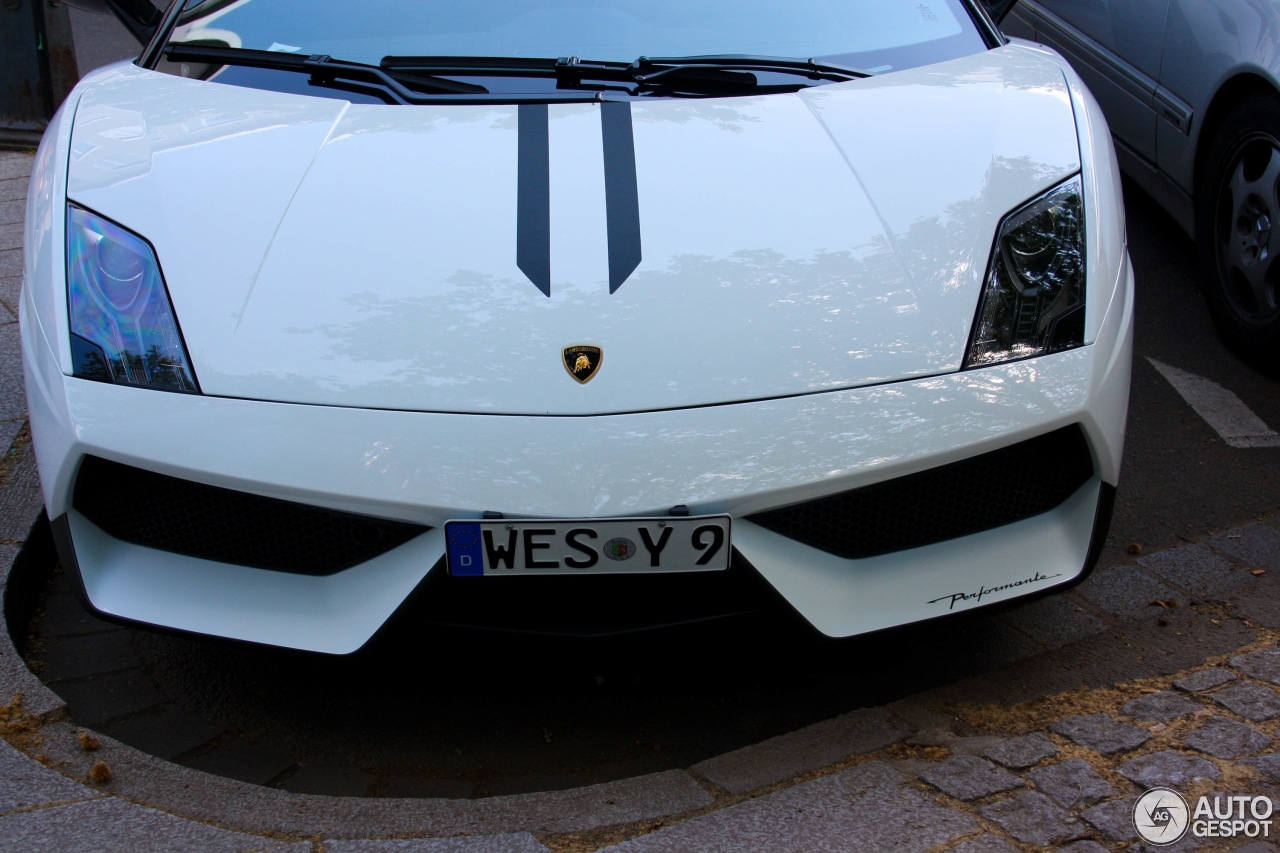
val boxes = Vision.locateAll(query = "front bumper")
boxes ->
[23,252,1133,653]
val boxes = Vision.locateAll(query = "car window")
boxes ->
[167,0,989,76]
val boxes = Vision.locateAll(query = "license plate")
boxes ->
[444,516,731,576]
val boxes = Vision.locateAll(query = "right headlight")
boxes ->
[66,204,199,393]
[964,176,1085,368]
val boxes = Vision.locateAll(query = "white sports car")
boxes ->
[23,0,1132,654]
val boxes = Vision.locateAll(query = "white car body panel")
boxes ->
[64,47,1080,414]
[22,31,1135,653]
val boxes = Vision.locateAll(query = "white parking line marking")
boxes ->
[1148,358,1280,448]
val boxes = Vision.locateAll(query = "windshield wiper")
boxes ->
[381,54,868,97]
[162,45,490,103]
[158,49,875,104]
[628,54,871,84]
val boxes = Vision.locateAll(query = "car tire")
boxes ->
[1197,92,1280,371]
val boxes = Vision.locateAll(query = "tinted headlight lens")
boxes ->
[66,205,198,393]
[965,177,1085,368]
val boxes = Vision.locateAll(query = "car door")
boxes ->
[1003,0,1171,167]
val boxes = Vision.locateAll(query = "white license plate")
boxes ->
[444,516,731,576]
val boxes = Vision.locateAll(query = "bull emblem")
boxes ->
[562,345,603,384]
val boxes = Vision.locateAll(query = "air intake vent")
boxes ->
[748,426,1093,559]
[74,456,429,575]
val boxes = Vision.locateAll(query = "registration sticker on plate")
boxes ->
[445,516,731,576]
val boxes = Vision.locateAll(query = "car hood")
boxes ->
[66,45,1080,415]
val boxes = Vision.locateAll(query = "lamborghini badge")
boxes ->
[562,345,603,384]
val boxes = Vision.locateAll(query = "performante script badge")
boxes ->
[563,345,603,384]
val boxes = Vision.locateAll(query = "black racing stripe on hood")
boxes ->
[516,103,551,297]
[601,101,642,293]
[515,102,641,295]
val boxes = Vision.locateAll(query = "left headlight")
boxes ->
[964,176,1085,368]
[66,204,199,393]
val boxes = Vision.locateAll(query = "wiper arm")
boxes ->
[630,54,871,84]
[162,45,489,102]
[382,55,575,75]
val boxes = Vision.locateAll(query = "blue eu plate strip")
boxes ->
[447,523,484,576]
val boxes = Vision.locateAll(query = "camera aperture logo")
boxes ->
[1134,788,1188,845]
[1134,788,1275,845]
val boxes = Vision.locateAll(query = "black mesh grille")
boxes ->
[748,426,1093,559]
[73,456,429,576]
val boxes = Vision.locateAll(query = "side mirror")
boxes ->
[63,0,164,44]
[982,0,1018,26]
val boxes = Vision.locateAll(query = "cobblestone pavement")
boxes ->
[4,146,1280,851]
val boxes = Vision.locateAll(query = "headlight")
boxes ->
[66,205,199,393]
[964,176,1085,368]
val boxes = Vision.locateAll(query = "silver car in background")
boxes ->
[1002,0,1280,367]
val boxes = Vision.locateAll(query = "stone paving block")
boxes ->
[1212,681,1280,721]
[1175,668,1238,693]
[1139,544,1253,601]
[599,761,978,852]
[0,199,23,225]
[998,593,1108,648]
[38,629,140,682]
[690,706,909,794]
[51,667,166,726]
[1028,758,1116,809]
[1231,647,1280,685]
[1183,716,1273,759]
[919,755,1023,801]
[0,158,31,182]
[1209,524,1280,573]
[1076,565,1182,620]
[1082,798,1138,841]
[0,545,66,721]
[0,323,26,420]
[1118,750,1220,788]
[1127,841,1204,852]
[184,737,296,787]
[37,589,119,639]
[0,448,44,544]
[1052,713,1152,755]
[978,791,1083,847]
[1122,690,1204,722]
[98,704,222,762]
[486,771,595,798]
[277,762,377,797]
[1243,754,1280,784]
[1060,843,1110,853]
[1234,844,1280,853]
[1237,592,1280,630]
[325,835,551,852]
[377,775,476,800]
[1127,833,1204,852]
[946,836,1020,853]
[0,274,18,317]
[0,223,20,252]
[0,739,99,813]
[982,732,1058,769]
[0,798,291,852]
[0,248,21,277]
[0,418,22,461]
[0,180,27,204]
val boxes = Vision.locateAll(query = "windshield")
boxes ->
[165,0,989,79]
